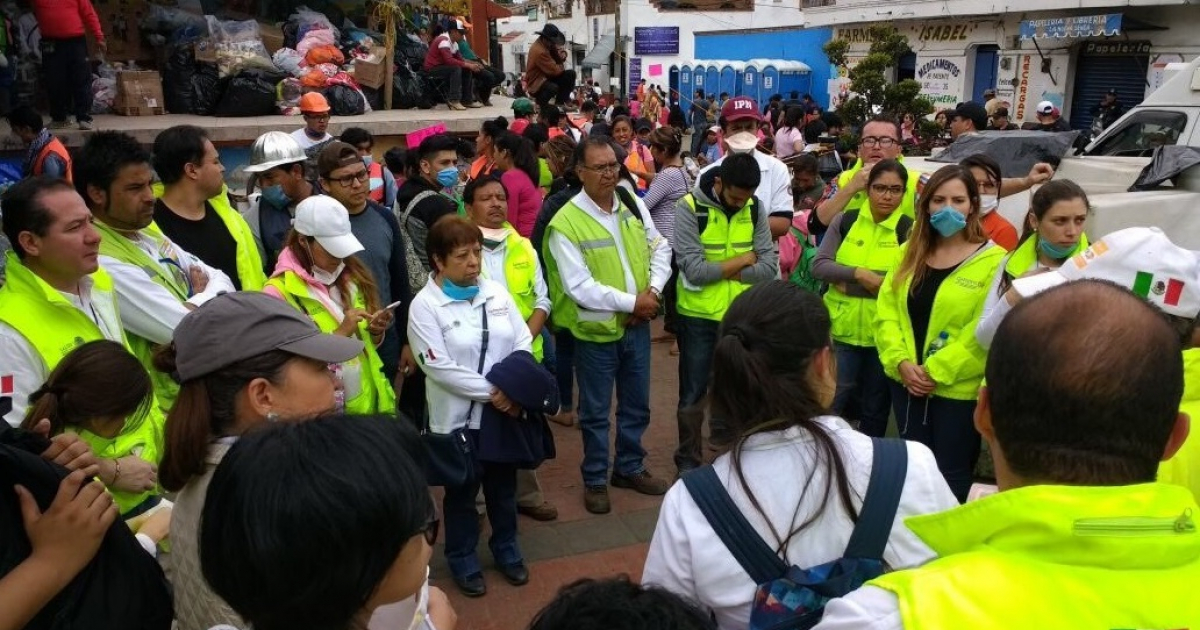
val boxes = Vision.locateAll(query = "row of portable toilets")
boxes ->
[672,59,814,105]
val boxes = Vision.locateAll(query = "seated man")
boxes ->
[524,24,575,110]
[816,278,1200,628]
[422,19,482,111]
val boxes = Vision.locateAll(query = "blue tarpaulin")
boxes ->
[1019,14,1121,40]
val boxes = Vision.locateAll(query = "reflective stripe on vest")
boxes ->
[823,205,906,347]
[0,254,163,515]
[836,159,922,218]
[265,272,396,415]
[545,199,651,343]
[368,161,385,204]
[675,194,756,322]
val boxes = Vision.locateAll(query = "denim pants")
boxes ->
[889,381,981,503]
[442,450,522,578]
[554,329,576,411]
[42,37,93,123]
[574,323,651,486]
[675,315,720,471]
[832,342,891,437]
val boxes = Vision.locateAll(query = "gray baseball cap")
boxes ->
[173,292,364,382]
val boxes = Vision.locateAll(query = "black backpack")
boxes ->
[838,209,914,245]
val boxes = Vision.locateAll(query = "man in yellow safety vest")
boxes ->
[815,279,1200,629]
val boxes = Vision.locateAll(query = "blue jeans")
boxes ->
[442,451,522,578]
[540,327,557,374]
[832,342,891,437]
[888,381,980,503]
[675,315,720,470]
[574,323,651,486]
[554,329,575,410]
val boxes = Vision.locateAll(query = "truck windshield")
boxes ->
[1087,110,1188,157]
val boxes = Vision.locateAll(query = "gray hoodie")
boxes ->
[672,167,779,289]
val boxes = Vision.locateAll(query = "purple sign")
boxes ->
[628,57,642,95]
[634,27,679,56]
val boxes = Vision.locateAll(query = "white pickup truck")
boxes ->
[903,55,1200,246]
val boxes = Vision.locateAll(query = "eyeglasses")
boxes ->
[304,114,330,122]
[870,184,905,197]
[580,163,621,175]
[328,169,369,187]
[421,512,440,546]
[860,136,899,148]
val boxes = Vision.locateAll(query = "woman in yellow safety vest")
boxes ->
[611,115,655,191]
[263,195,396,415]
[975,179,1091,350]
[812,159,913,438]
[875,165,1005,502]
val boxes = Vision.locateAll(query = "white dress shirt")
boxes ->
[407,276,533,434]
[290,127,333,150]
[0,275,124,427]
[812,585,903,630]
[547,189,671,315]
[100,230,237,345]
[480,232,551,317]
[641,416,958,630]
[700,150,795,219]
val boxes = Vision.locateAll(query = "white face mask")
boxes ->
[311,262,345,286]
[980,194,999,214]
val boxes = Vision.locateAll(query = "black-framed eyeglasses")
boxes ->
[860,136,899,148]
[328,169,370,187]
[304,114,331,122]
[579,163,621,175]
[422,512,440,545]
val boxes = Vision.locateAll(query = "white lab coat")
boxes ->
[407,276,532,434]
[642,417,958,630]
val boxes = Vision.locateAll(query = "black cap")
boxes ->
[1107,88,1118,95]
[536,24,566,43]
[949,101,988,132]
[992,106,1009,118]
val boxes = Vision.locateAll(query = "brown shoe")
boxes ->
[517,502,559,521]
[584,485,610,514]
[548,410,577,427]
[611,470,671,496]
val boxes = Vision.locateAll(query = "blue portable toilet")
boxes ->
[777,60,814,98]
[689,63,705,96]
[742,63,760,103]
[720,61,746,98]
[706,63,720,97]
[760,61,780,99]
[678,65,691,97]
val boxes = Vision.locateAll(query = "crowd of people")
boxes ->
[1,82,1198,630]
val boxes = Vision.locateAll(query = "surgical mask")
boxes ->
[1037,236,1077,260]
[442,276,480,301]
[929,206,967,237]
[362,155,374,166]
[979,194,998,214]
[311,262,345,286]
[436,166,460,189]
[261,185,290,208]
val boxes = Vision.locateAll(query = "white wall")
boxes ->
[804,0,1190,28]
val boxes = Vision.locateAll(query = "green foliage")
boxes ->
[824,26,934,129]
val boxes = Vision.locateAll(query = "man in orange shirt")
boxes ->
[7,106,71,183]
[32,0,105,130]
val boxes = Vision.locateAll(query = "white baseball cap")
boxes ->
[1036,100,1055,116]
[1012,227,1200,318]
[724,131,759,153]
[293,195,364,260]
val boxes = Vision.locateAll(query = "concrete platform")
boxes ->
[18,95,518,149]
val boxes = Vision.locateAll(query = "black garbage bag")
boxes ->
[395,36,428,72]
[393,65,431,110]
[325,84,365,116]
[361,86,383,111]
[189,63,225,116]
[162,43,196,114]
[1129,146,1200,191]
[213,68,287,117]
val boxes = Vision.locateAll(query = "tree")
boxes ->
[823,26,933,130]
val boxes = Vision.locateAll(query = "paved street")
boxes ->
[429,321,679,630]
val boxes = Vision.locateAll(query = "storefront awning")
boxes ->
[1019,13,1121,40]
[581,32,616,68]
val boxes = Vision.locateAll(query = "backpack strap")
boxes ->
[838,210,913,245]
[696,193,762,235]
[682,466,788,585]
[843,438,909,560]
[400,190,438,228]
[837,209,860,241]
[614,186,644,223]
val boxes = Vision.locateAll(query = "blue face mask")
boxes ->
[261,185,290,208]
[929,206,967,237]
[441,276,480,301]
[362,155,374,166]
[437,166,460,189]
[1038,236,1077,260]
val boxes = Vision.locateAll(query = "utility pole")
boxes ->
[614,0,625,100]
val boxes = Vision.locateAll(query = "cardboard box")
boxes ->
[91,0,150,60]
[194,38,217,63]
[115,70,164,115]
[260,22,284,55]
[354,55,387,89]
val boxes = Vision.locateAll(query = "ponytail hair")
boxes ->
[710,281,858,555]
[20,340,152,439]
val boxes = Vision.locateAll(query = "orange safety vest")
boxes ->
[469,156,495,181]
[35,137,73,185]
[624,140,652,191]
[367,161,386,204]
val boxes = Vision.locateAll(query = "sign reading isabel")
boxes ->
[916,56,964,107]
[634,27,679,56]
